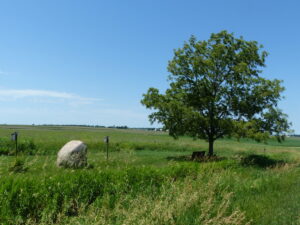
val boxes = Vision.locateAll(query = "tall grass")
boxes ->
[62,174,249,225]
[1,165,251,225]
[0,165,200,224]
[1,158,300,224]
[1,125,300,224]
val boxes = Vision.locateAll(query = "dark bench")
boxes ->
[192,151,206,160]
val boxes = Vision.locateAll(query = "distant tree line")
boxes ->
[0,124,165,131]
[39,124,106,128]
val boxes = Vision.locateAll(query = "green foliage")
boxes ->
[18,139,37,155]
[0,138,11,155]
[0,135,203,156]
[141,31,291,155]
[8,158,28,173]
[0,126,300,224]
[240,154,285,168]
[0,138,37,155]
[1,156,300,224]
[0,165,200,224]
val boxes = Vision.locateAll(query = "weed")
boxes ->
[8,158,28,173]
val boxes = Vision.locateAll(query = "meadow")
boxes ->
[0,125,300,224]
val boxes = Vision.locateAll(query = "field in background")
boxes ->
[1,125,300,224]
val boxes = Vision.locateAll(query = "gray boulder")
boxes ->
[57,140,87,168]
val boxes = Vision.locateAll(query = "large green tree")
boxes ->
[141,31,290,156]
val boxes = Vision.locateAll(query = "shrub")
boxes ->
[241,154,286,168]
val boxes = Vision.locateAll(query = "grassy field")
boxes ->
[0,125,300,224]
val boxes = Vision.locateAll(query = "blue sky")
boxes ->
[0,0,299,131]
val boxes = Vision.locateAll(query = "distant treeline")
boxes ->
[41,124,129,129]
[291,134,300,137]
[0,124,163,131]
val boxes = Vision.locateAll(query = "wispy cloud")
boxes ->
[0,89,100,106]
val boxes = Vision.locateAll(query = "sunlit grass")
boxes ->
[0,125,300,224]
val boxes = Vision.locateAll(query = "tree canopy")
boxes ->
[141,31,291,155]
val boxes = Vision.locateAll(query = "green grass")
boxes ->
[0,125,300,224]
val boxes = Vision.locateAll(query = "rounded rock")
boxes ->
[57,140,87,168]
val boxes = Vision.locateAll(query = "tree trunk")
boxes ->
[208,139,214,156]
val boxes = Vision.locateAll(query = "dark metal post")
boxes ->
[104,136,109,160]
[15,134,18,157]
[11,132,18,157]
[106,139,109,160]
